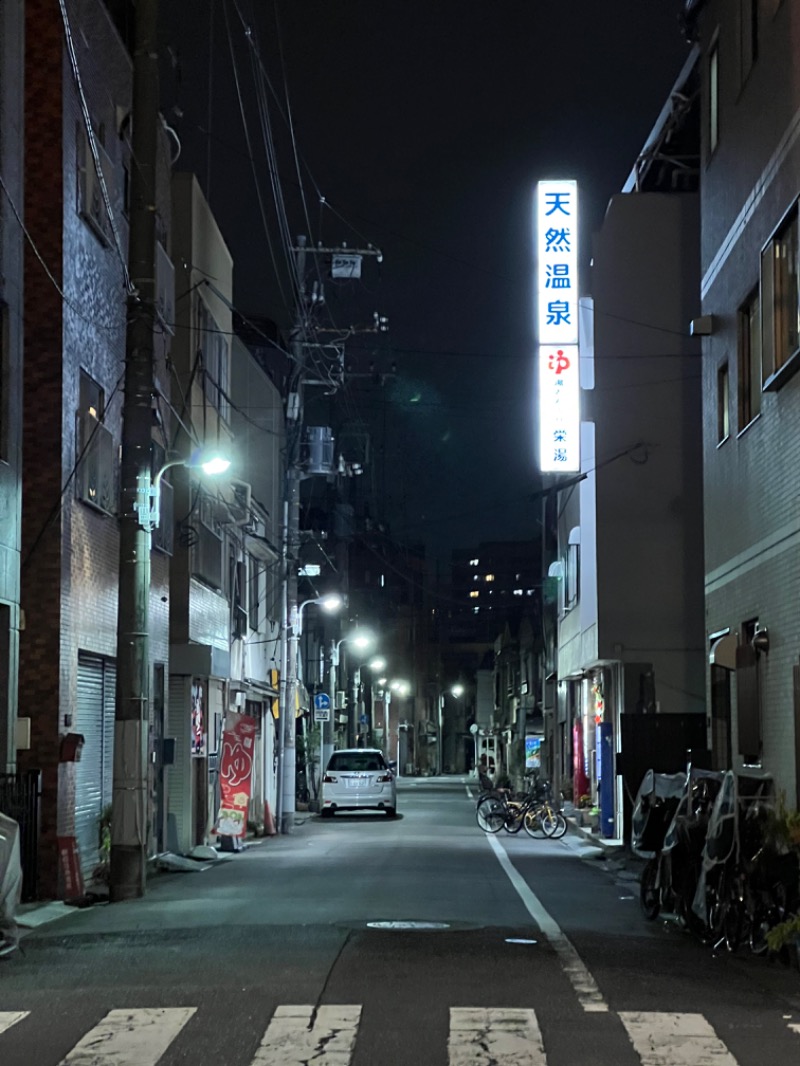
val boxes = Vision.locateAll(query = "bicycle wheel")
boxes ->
[477,797,505,833]
[504,802,525,833]
[546,813,568,839]
[523,806,548,838]
[640,858,661,920]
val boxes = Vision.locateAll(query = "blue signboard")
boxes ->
[314,693,331,711]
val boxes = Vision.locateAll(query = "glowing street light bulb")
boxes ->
[200,455,231,476]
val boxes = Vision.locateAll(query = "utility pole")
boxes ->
[278,236,307,834]
[277,239,383,829]
[110,0,159,900]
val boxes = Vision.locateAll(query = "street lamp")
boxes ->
[112,443,231,901]
[323,630,374,767]
[364,657,387,748]
[280,592,343,832]
[390,679,411,776]
[295,592,343,635]
[136,445,232,532]
[438,683,465,775]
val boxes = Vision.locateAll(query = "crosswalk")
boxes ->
[1,1005,798,1064]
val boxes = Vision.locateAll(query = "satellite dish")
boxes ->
[469,724,479,736]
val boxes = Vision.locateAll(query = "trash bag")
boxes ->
[0,813,22,957]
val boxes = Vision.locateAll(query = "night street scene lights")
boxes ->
[295,592,343,635]
[280,592,343,833]
[136,445,232,532]
[325,631,375,761]
[112,443,232,900]
[439,683,465,774]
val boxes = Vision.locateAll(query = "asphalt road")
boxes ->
[2,777,800,1064]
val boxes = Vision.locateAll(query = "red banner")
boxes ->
[215,715,257,838]
[57,835,84,899]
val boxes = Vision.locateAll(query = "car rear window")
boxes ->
[327,753,385,772]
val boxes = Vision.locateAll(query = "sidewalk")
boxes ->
[13,819,311,941]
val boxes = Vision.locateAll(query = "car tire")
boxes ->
[385,807,397,818]
[320,808,334,819]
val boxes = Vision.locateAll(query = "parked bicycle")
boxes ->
[634,767,723,937]
[694,769,800,955]
[476,780,566,839]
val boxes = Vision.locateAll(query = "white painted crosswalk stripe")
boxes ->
[449,1008,545,1066]
[619,1011,738,1065]
[3,1003,797,1064]
[58,1007,196,1066]
[0,1012,29,1036]
[251,1004,361,1065]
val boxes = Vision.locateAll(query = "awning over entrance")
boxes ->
[709,631,737,670]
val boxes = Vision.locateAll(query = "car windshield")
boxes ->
[327,752,385,772]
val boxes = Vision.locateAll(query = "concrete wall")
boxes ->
[591,192,705,715]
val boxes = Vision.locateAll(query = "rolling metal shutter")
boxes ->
[75,654,116,874]
[167,674,191,853]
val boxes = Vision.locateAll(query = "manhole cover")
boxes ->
[505,938,538,945]
[367,921,450,931]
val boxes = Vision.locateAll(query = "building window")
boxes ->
[708,39,720,155]
[249,555,262,631]
[761,204,800,387]
[197,298,230,422]
[192,490,223,589]
[737,289,761,430]
[75,123,115,245]
[76,370,115,513]
[736,618,762,765]
[740,0,758,82]
[717,362,730,443]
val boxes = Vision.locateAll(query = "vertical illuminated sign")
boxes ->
[536,180,580,472]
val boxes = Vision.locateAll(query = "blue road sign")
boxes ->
[314,693,331,711]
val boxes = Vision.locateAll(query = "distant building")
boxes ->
[687,0,800,805]
[548,48,706,836]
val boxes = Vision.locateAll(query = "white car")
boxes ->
[321,748,397,817]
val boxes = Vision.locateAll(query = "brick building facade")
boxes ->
[19,0,173,895]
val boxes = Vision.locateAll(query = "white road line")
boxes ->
[251,1005,361,1065]
[485,832,608,1013]
[790,1022,800,1036]
[59,1007,196,1066]
[466,786,474,799]
[0,1011,29,1036]
[619,1011,738,1065]
[449,1008,545,1066]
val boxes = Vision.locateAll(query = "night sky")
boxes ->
[161,1,691,565]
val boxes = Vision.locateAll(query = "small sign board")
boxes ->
[314,693,331,722]
[331,254,362,279]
